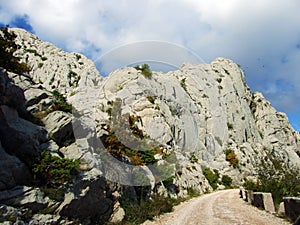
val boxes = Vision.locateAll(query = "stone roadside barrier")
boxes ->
[252,192,276,213]
[283,197,300,223]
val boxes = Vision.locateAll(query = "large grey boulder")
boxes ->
[0,141,31,191]
[0,105,47,158]
[42,111,74,147]
[0,205,20,223]
[0,68,26,113]
[0,186,49,214]
[28,214,61,225]
[56,171,113,220]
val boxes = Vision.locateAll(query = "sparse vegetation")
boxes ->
[221,175,233,188]
[203,168,219,190]
[52,90,73,113]
[224,149,239,168]
[244,156,300,206]
[146,95,155,104]
[180,78,187,90]
[32,150,80,187]
[227,122,234,130]
[134,64,152,78]
[189,153,198,163]
[119,194,175,225]
[216,77,222,83]
[0,26,31,74]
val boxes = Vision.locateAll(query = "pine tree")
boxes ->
[0,26,30,74]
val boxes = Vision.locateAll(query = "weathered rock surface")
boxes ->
[1,28,300,224]
[0,186,48,213]
[0,141,31,191]
[42,111,74,147]
[12,28,102,95]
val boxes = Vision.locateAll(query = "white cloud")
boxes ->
[1,0,300,129]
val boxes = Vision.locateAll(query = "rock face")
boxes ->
[1,28,300,224]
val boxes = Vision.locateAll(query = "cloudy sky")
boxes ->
[1,0,300,130]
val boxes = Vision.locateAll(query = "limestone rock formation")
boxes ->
[0,27,299,224]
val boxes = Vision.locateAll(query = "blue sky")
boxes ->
[1,0,300,130]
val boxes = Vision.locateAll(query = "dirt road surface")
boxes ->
[142,189,291,225]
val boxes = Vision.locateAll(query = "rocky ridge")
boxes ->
[0,28,299,224]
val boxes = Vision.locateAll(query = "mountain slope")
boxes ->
[0,28,299,224]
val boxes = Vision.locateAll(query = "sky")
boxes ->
[0,0,300,130]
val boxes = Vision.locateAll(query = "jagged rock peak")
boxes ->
[10,28,103,95]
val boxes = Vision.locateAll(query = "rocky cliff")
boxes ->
[0,28,299,224]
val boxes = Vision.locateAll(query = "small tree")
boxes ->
[134,64,152,78]
[0,26,30,74]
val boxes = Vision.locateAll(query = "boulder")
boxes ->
[252,192,275,213]
[0,105,47,158]
[0,141,31,191]
[56,172,113,220]
[109,201,125,223]
[0,205,20,223]
[42,111,74,147]
[29,214,61,225]
[24,87,49,108]
[0,68,26,113]
[283,197,300,222]
[0,186,49,213]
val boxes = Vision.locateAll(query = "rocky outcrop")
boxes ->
[1,28,299,224]
[12,28,102,95]
[42,111,74,147]
[0,141,31,191]
[0,68,47,160]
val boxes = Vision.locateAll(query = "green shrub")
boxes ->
[180,78,187,90]
[244,156,300,206]
[189,153,198,163]
[216,77,222,83]
[221,175,232,187]
[134,64,152,78]
[187,187,200,198]
[0,26,31,74]
[52,90,73,113]
[146,95,155,104]
[32,150,80,186]
[224,149,239,168]
[227,122,234,129]
[203,168,219,190]
[120,195,174,224]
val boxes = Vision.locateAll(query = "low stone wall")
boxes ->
[252,192,275,213]
[283,197,300,222]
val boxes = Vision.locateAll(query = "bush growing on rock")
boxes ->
[203,168,219,190]
[134,64,152,78]
[0,26,31,74]
[221,175,233,188]
[224,149,239,168]
[243,156,300,206]
[32,150,80,186]
[52,90,73,113]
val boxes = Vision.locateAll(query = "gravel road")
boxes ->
[142,189,291,225]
